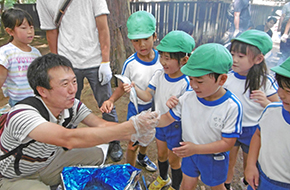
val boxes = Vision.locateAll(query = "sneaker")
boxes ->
[108,141,123,162]
[136,155,157,172]
[148,175,171,190]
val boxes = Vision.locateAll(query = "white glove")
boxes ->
[281,34,289,43]
[130,110,160,139]
[131,129,156,147]
[98,62,112,85]
[233,29,240,37]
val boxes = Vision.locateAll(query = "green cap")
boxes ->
[127,11,156,40]
[156,30,195,53]
[181,43,233,77]
[231,29,273,55]
[271,56,290,77]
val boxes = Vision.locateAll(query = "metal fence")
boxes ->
[13,2,281,46]
[130,1,281,46]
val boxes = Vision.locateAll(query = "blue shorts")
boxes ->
[235,126,258,153]
[181,152,229,187]
[155,121,182,150]
[127,101,152,120]
[247,163,290,190]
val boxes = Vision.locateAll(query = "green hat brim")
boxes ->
[271,65,290,78]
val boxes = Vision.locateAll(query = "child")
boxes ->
[0,8,41,107]
[124,30,195,190]
[156,43,243,190]
[223,29,279,190]
[100,11,162,173]
[244,57,290,190]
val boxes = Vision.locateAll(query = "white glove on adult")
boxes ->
[98,62,112,85]
[130,110,160,140]
[131,129,156,147]
[281,34,289,43]
[233,29,240,37]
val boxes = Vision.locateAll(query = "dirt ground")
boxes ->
[0,35,245,190]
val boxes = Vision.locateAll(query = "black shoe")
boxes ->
[109,141,123,162]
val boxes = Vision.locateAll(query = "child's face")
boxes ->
[159,52,182,77]
[231,49,255,76]
[131,35,156,57]
[9,18,34,45]
[278,86,290,112]
[189,74,224,101]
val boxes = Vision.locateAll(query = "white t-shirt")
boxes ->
[0,97,91,178]
[36,0,109,69]
[148,69,191,114]
[121,49,162,105]
[223,71,278,127]
[170,90,242,145]
[258,102,290,184]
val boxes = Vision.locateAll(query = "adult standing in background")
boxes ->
[36,0,123,162]
[232,0,252,37]
[277,0,290,65]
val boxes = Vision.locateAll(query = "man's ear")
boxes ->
[36,86,48,98]
[218,74,228,86]
[254,54,264,65]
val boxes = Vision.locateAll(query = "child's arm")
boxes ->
[100,81,125,113]
[123,82,153,102]
[250,90,279,108]
[0,65,8,88]
[172,137,236,157]
[166,95,179,109]
[245,128,261,190]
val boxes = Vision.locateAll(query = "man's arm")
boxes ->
[96,14,110,62]
[278,14,286,32]
[28,117,134,149]
[46,29,59,54]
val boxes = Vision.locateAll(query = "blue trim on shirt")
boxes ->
[164,73,187,82]
[197,89,232,106]
[148,84,156,91]
[267,74,278,91]
[234,72,247,80]
[282,107,290,125]
[134,49,159,66]
[121,54,135,75]
[222,132,240,138]
[169,109,180,121]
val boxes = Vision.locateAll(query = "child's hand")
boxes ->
[250,90,270,108]
[123,82,135,93]
[100,99,114,113]
[245,165,259,190]
[172,141,196,158]
[166,95,179,109]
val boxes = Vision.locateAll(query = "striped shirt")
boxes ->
[0,43,41,102]
[0,97,91,178]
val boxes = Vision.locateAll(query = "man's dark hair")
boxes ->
[177,21,194,35]
[267,16,277,24]
[27,53,74,96]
